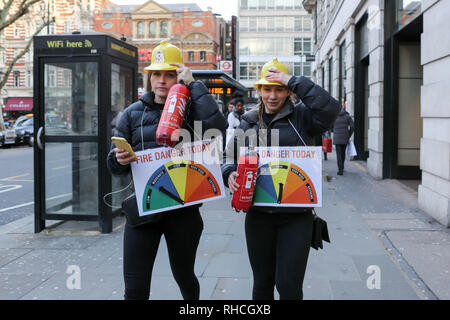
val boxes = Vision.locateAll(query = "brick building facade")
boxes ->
[94,1,227,90]
[1,0,227,116]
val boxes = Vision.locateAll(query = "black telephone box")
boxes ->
[33,32,138,233]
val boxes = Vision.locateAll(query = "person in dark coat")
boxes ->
[107,41,227,300]
[222,58,340,300]
[332,106,354,175]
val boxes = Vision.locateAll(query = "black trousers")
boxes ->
[335,144,347,171]
[245,209,313,300]
[123,207,203,300]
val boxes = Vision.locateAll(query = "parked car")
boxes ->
[0,117,34,147]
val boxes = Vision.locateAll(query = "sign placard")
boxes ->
[220,60,233,73]
[252,146,322,207]
[130,140,226,216]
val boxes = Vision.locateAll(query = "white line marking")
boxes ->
[0,185,23,193]
[0,193,72,213]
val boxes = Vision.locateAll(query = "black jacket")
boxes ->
[221,76,340,213]
[332,108,354,145]
[107,80,228,175]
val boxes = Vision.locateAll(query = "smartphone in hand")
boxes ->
[111,137,136,159]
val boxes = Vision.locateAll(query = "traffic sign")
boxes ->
[305,54,315,62]
[220,60,233,72]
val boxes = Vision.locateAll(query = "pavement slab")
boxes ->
[0,151,447,300]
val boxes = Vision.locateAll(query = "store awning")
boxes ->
[3,97,33,111]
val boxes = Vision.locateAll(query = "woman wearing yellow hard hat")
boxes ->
[222,58,341,300]
[107,40,228,300]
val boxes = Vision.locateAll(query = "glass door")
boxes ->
[37,59,100,219]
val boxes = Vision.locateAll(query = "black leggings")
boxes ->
[245,209,313,300]
[335,144,347,171]
[123,207,203,300]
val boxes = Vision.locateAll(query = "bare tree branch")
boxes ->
[0,15,54,131]
[0,0,43,32]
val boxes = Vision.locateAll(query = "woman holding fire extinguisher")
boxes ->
[107,41,227,300]
[222,58,340,300]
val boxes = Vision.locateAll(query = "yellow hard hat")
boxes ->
[254,58,289,88]
[144,40,184,72]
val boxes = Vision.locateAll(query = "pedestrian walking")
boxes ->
[226,98,244,145]
[314,129,331,160]
[222,58,340,300]
[106,40,227,300]
[226,100,235,116]
[332,106,354,175]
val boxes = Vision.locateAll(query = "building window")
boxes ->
[240,38,294,56]
[258,0,266,9]
[240,17,249,32]
[275,17,284,32]
[239,62,267,80]
[49,22,56,34]
[240,0,248,9]
[257,17,266,32]
[240,63,248,80]
[65,21,72,33]
[303,62,311,78]
[321,67,325,88]
[294,62,301,76]
[14,71,20,87]
[26,71,32,87]
[200,51,206,62]
[339,41,347,105]
[328,57,333,96]
[249,17,257,32]
[275,0,284,9]
[188,51,195,62]
[267,17,274,31]
[0,48,5,65]
[160,21,168,37]
[267,0,274,9]
[293,62,311,78]
[294,38,312,55]
[397,0,422,28]
[14,25,20,38]
[249,0,257,9]
[303,17,312,31]
[137,21,144,37]
[149,21,156,37]
[102,22,113,30]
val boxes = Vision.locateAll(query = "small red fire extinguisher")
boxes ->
[156,84,190,148]
[231,144,259,213]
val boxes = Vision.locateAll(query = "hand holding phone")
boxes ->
[111,137,137,165]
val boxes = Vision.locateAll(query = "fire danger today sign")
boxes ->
[220,61,233,73]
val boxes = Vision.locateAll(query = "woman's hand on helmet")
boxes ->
[171,63,194,86]
[265,67,293,86]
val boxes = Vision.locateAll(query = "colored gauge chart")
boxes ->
[142,160,221,212]
[254,161,318,205]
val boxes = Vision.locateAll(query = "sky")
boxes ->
[111,0,239,21]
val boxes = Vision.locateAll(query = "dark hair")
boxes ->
[234,98,244,105]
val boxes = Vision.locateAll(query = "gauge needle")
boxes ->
[159,186,184,205]
[277,183,284,204]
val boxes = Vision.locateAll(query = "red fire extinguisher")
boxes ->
[156,84,190,148]
[231,145,259,213]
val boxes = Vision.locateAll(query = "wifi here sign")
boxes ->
[46,39,93,48]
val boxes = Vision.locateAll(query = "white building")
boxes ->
[238,0,314,91]
[303,0,450,227]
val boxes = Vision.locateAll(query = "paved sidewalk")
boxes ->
[0,151,449,300]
